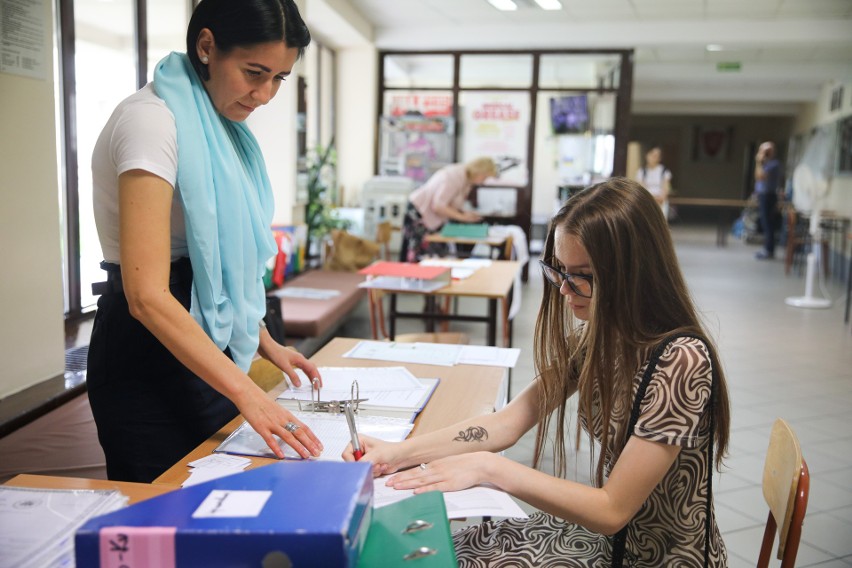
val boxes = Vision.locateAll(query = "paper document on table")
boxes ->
[183,454,253,487]
[271,287,341,300]
[0,486,128,568]
[456,345,521,368]
[214,411,413,461]
[372,478,528,520]
[344,340,463,367]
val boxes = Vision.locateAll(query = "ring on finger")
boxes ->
[284,422,300,434]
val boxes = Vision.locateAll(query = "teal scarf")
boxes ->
[154,52,277,372]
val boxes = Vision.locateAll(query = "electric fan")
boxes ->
[784,128,835,309]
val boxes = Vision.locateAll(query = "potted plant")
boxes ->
[304,140,349,261]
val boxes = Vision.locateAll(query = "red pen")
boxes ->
[344,402,364,461]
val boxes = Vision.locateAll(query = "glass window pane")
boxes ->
[460,55,532,89]
[539,54,621,89]
[74,0,137,310]
[147,0,189,82]
[383,54,454,88]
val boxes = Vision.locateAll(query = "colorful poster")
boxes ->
[461,92,529,186]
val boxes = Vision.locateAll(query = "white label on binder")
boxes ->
[192,490,272,518]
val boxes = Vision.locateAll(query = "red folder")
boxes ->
[359,261,450,280]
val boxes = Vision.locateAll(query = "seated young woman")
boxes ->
[344,177,731,567]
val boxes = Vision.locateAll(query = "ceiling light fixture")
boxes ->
[486,0,518,10]
[706,44,724,52]
[533,0,563,9]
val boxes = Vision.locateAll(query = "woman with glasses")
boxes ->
[345,177,731,567]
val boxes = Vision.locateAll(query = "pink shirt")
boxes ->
[409,164,471,231]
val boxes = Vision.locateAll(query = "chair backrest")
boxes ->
[248,358,285,393]
[758,418,810,568]
[375,221,396,261]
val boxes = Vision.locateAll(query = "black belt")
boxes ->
[91,258,192,296]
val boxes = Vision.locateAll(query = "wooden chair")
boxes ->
[757,418,810,568]
[248,358,285,393]
[784,206,829,277]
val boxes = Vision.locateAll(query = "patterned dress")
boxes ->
[453,337,727,567]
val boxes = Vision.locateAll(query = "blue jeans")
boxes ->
[757,192,778,255]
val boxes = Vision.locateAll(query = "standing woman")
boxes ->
[346,178,731,566]
[635,145,672,221]
[88,0,323,483]
[398,157,497,262]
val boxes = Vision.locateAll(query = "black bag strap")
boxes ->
[610,333,715,568]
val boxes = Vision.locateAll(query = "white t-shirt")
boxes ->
[635,164,671,200]
[91,82,188,263]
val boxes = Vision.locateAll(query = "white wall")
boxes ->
[248,67,299,226]
[0,0,65,398]
[336,46,378,207]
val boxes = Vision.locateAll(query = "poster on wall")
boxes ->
[1,0,47,80]
[461,92,529,186]
[691,125,734,162]
[386,92,453,118]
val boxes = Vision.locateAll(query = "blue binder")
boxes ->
[75,461,373,567]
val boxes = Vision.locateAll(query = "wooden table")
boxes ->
[4,474,177,505]
[424,233,510,260]
[153,337,508,487]
[668,197,751,246]
[382,260,520,347]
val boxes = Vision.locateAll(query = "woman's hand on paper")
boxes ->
[234,385,323,459]
[385,452,498,494]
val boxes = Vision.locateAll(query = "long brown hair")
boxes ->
[532,177,730,486]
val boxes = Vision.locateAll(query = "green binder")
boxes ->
[440,223,489,239]
[357,492,458,568]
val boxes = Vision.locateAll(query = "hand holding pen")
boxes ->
[344,401,364,461]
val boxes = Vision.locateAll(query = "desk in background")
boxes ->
[424,232,511,260]
[668,197,750,246]
[380,260,520,347]
[153,337,508,487]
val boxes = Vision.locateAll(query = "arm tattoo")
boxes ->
[453,426,488,443]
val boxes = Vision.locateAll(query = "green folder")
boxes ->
[358,492,458,568]
[440,223,489,239]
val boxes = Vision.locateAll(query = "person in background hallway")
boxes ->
[398,157,498,262]
[87,0,323,483]
[347,178,731,567]
[754,141,782,260]
[634,145,672,221]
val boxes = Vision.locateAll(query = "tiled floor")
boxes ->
[341,223,852,566]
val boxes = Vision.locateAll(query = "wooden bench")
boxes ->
[271,269,367,357]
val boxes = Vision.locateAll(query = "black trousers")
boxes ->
[86,259,238,482]
[757,191,779,255]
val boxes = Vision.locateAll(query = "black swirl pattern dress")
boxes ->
[453,337,728,567]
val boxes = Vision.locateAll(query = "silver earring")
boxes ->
[201,56,209,64]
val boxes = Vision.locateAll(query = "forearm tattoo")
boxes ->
[453,426,488,443]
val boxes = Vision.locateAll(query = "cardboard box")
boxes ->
[75,461,373,567]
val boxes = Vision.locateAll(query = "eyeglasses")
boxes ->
[539,259,594,298]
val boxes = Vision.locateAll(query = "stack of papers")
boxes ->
[0,485,127,568]
[182,454,253,487]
